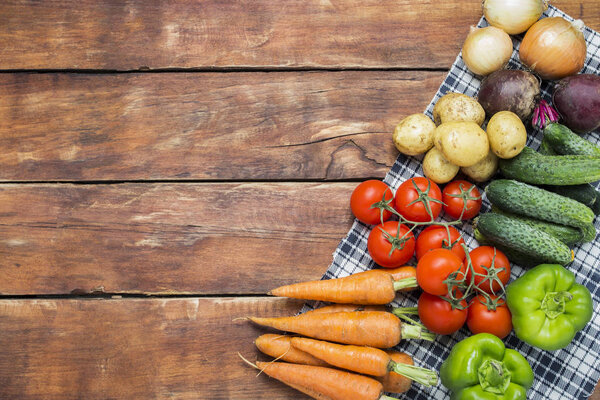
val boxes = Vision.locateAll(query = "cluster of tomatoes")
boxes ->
[350,177,513,339]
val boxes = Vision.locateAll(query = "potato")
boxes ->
[392,113,436,156]
[461,150,499,182]
[486,111,527,159]
[432,92,486,126]
[423,147,460,184]
[434,121,489,167]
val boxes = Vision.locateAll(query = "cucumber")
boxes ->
[473,227,542,268]
[490,207,584,246]
[475,213,574,266]
[543,184,598,208]
[538,137,558,155]
[485,179,596,242]
[499,146,600,185]
[544,123,600,156]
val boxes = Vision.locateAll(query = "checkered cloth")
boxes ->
[308,5,600,399]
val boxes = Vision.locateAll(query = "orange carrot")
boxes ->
[251,360,392,400]
[377,351,415,393]
[290,337,438,388]
[249,310,434,348]
[386,266,417,292]
[305,304,387,315]
[254,334,329,367]
[268,269,417,305]
[291,337,390,377]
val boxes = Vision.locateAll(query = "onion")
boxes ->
[519,17,587,80]
[483,0,548,35]
[462,26,513,76]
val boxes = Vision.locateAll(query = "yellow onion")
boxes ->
[519,17,587,80]
[483,0,548,35]
[462,26,513,76]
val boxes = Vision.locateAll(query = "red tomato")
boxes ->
[418,291,467,335]
[442,180,482,220]
[394,177,442,222]
[416,248,464,295]
[350,180,394,225]
[415,225,466,261]
[467,295,513,339]
[463,246,511,294]
[367,221,415,268]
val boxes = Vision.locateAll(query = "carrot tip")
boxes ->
[238,352,259,370]
[232,317,250,322]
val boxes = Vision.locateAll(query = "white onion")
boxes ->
[462,26,513,76]
[483,0,548,35]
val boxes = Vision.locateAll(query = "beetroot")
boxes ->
[553,74,600,134]
[477,69,541,122]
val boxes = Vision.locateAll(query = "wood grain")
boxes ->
[0,71,441,181]
[0,1,596,70]
[0,182,357,295]
[0,297,312,400]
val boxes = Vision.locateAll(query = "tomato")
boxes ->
[418,291,467,335]
[467,295,513,339]
[415,225,466,261]
[463,246,511,294]
[394,177,442,222]
[350,180,394,225]
[442,180,482,220]
[416,248,464,295]
[367,221,415,268]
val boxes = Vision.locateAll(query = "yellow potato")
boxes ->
[461,150,499,182]
[392,113,436,156]
[432,92,486,126]
[434,121,489,167]
[423,147,460,184]
[486,111,527,159]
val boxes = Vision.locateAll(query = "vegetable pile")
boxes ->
[239,3,599,400]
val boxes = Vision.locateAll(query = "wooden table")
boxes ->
[0,1,598,398]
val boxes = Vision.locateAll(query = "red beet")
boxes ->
[477,69,541,121]
[553,74,600,134]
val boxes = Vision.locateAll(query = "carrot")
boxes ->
[290,337,390,377]
[249,310,435,348]
[385,266,417,292]
[304,304,387,315]
[268,269,417,305]
[377,351,415,393]
[290,337,438,388]
[248,359,394,400]
[254,334,329,367]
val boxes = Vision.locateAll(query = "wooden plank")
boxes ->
[0,297,598,400]
[0,71,441,181]
[0,297,312,400]
[0,182,356,295]
[0,1,596,70]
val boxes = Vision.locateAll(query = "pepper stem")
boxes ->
[393,277,418,291]
[478,359,511,394]
[541,290,573,319]
[390,361,439,387]
[400,323,436,341]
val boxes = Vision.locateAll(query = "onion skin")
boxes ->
[519,17,587,80]
[477,69,540,121]
[553,74,600,134]
[483,0,548,35]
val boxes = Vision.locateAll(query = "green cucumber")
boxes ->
[538,137,558,155]
[544,123,600,156]
[475,213,574,266]
[499,146,600,185]
[542,184,598,208]
[485,179,596,242]
[473,227,542,268]
[490,207,584,246]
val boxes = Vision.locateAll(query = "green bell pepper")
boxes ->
[506,263,593,351]
[440,333,534,400]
